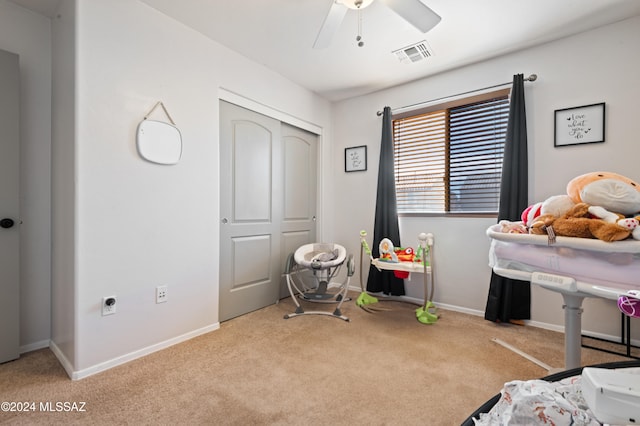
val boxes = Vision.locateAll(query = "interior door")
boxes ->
[279,124,317,298]
[219,101,317,321]
[219,101,282,322]
[0,49,20,363]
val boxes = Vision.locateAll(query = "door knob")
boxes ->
[0,218,15,229]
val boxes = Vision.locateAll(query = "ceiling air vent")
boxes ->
[393,41,433,64]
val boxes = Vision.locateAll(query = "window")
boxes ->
[393,89,510,214]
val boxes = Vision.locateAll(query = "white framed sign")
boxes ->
[345,145,367,172]
[554,102,605,147]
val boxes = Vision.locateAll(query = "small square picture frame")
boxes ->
[554,102,605,147]
[345,145,367,172]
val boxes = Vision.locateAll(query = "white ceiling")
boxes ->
[10,0,640,102]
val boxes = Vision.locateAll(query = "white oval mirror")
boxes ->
[136,120,182,165]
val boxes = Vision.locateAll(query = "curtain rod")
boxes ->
[376,73,537,116]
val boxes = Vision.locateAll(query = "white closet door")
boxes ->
[279,123,317,298]
[219,101,318,321]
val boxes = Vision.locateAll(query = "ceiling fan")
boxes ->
[313,0,441,49]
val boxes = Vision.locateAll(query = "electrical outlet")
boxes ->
[102,296,117,316]
[156,286,168,304]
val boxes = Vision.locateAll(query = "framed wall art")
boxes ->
[554,102,605,147]
[345,145,367,172]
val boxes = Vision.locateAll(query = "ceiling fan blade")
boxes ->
[313,1,348,49]
[382,0,441,33]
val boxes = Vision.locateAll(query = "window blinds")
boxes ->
[393,95,509,213]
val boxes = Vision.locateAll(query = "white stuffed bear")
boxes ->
[521,194,576,227]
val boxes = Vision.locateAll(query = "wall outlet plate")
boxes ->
[156,286,167,303]
[102,296,117,316]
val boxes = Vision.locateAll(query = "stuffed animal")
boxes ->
[522,171,640,241]
[566,172,640,240]
[521,194,576,227]
[530,202,637,242]
[566,171,640,216]
[377,238,418,279]
[499,220,528,234]
[522,172,640,226]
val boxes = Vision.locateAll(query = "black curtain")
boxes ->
[366,106,405,295]
[484,74,531,322]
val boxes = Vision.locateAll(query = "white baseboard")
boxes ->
[49,340,74,378]
[442,304,640,348]
[580,329,640,348]
[50,323,221,381]
[347,290,640,347]
[347,284,361,293]
[526,319,569,334]
[20,339,50,354]
[430,301,485,318]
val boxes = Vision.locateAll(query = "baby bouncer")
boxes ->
[283,243,354,321]
[357,231,438,324]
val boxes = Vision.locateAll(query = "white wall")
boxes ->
[49,0,332,378]
[50,0,77,369]
[331,16,640,341]
[0,1,52,352]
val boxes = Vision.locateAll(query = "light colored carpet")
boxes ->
[0,293,630,425]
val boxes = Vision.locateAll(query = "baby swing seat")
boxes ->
[284,243,354,321]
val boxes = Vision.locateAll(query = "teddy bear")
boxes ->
[523,171,640,241]
[522,171,640,224]
[568,171,640,240]
[521,194,576,227]
[530,202,638,242]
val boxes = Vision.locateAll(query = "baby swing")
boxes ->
[283,243,354,321]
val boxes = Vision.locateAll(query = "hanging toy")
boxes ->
[379,238,399,262]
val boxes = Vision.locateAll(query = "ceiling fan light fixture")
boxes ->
[314,0,440,49]
[339,0,375,10]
